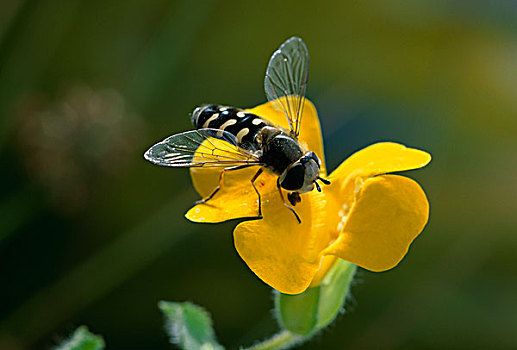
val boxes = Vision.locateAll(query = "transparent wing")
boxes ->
[144,129,263,168]
[264,36,309,138]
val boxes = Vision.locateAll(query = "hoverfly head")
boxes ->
[279,152,329,194]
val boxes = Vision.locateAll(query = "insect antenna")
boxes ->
[314,180,321,192]
[317,176,331,185]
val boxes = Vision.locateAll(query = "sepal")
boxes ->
[316,260,356,329]
[274,287,320,335]
[274,259,356,336]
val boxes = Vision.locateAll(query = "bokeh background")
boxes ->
[1,0,516,349]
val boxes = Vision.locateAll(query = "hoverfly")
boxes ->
[144,37,330,223]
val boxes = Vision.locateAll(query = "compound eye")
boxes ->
[280,163,305,191]
[308,151,321,167]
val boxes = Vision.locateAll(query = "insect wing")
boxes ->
[144,129,262,168]
[264,36,309,138]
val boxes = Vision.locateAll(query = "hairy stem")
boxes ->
[242,330,305,350]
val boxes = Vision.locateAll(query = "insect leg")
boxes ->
[195,164,254,205]
[276,179,302,224]
[250,168,264,217]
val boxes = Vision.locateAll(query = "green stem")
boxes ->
[242,330,305,350]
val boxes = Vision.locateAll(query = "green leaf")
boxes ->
[54,326,105,350]
[316,260,356,329]
[158,301,224,350]
[274,287,320,336]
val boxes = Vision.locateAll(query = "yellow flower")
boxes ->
[186,99,430,295]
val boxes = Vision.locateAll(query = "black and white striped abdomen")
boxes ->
[191,105,270,150]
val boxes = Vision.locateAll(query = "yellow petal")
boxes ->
[329,142,431,185]
[186,167,274,223]
[187,135,272,223]
[188,136,259,197]
[248,98,327,176]
[233,189,329,295]
[322,175,429,271]
[321,142,431,256]
[309,255,338,287]
[189,167,221,198]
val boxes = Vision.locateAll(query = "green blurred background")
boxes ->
[1,0,516,348]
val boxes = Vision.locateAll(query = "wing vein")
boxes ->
[264,37,309,139]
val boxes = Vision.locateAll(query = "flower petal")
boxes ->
[186,167,274,223]
[233,189,329,295]
[248,98,327,175]
[320,142,431,260]
[322,174,429,271]
[189,167,221,198]
[309,255,338,288]
[329,142,431,185]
